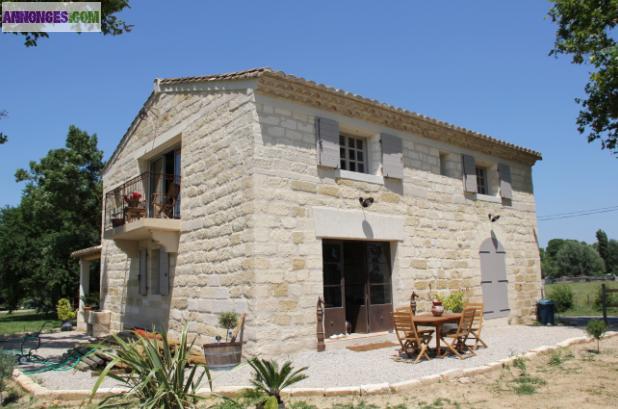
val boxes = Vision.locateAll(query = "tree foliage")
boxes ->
[596,229,610,271]
[0,110,7,145]
[0,126,103,310]
[542,239,606,277]
[548,0,618,155]
[0,0,132,47]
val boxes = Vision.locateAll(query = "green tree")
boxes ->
[596,229,610,272]
[607,239,618,273]
[548,0,618,156]
[553,240,605,277]
[0,0,132,47]
[0,207,34,310]
[2,126,103,310]
[0,110,7,144]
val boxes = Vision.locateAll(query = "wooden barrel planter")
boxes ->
[202,342,242,368]
[203,313,245,369]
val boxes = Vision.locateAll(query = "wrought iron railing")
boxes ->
[104,172,181,230]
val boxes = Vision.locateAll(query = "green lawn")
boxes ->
[0,310,61,335]
[545,281,618,316]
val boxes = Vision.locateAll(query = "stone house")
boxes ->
[78,68,543,356]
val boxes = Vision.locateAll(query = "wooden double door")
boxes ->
[322,240,393,337]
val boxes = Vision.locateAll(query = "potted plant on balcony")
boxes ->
[202,312,245,368]
[123,191,142,208]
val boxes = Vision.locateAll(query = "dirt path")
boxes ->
[294,335,618,409]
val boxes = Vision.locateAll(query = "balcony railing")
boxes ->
[104,172,181,230]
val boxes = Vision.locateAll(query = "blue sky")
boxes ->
[0,0,616,246]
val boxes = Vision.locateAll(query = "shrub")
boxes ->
[0,350,16,405]
[594,285,618,311]
[547,284,573,312]
[248,357,308,407]
[91,326,211,408]
[436,290,465,313]
[586,319,608,353]
[56,298,76,321]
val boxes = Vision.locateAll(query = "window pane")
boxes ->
[358,164,365,173]
[340,147,345,159]
[339,135,345,145]
[324,286,342,308]
[323,243,341,263]
[357,151,363,161]
[349,162,356,172]
[356,139,363,149]
[370,284,392,304]
[348,150,356,160]
[340,160,346,169]
[323,263,342,285]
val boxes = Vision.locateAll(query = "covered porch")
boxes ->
[70,245,111,337]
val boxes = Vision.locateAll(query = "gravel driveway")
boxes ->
[19,319,586,391]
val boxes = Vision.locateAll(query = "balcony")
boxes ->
[103,172,181,254]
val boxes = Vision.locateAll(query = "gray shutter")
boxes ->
[159,250,169,296]
[381,133,403,179]
[498,163,512,200]
[462,154,477,193]
[139,249,148,296]
[315,117,340,168]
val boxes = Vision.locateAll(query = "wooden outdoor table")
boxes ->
[413,313,461,356]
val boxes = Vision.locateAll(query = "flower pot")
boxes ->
[61,320,73,331]
[431,300,444,317]
[202,342,242,369]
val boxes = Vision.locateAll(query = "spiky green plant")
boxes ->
[248,357,308,407]
[91,326,211,408]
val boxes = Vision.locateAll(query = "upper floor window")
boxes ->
[339,134,367,173]
[476,166,488,195]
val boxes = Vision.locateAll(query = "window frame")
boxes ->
[476,166,488,195]
[339,133,368,174]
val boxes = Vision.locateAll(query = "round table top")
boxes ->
[412,312,461,324]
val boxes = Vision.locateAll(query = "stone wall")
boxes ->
[101,83,542,357]
[250,93,542,356]
[101,87,259,350]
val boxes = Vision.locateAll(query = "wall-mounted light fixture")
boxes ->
[359,197,374,208]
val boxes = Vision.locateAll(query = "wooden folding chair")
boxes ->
[464,302,488,350]
[441,307,477,359]
[392,308,434,364]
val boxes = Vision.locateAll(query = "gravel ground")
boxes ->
[12,320,585,391]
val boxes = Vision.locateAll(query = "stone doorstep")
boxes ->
[13,332,618,401]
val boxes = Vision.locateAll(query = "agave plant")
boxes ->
[248,357,308,408]
[91,326,211,408]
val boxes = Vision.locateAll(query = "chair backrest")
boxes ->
[392,308,420,343]
[464,302,484,327]
[455,307,476,337]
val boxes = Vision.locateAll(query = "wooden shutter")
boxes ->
[138,249,148,296]
[462,154,477,193]
[381,133,403,179]
[315,117,340,168]
[159,250,170,296]
[498,163,512,200]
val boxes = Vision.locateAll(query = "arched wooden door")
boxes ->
[479,237,510,319]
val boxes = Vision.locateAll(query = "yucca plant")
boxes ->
[248,357,308,408]
[90,326,211,408]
